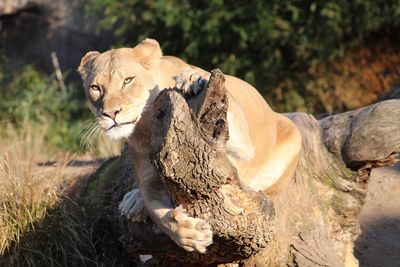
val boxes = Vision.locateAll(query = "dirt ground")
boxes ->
[355,164,400,267]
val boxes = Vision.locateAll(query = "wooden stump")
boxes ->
[150,70,276,264]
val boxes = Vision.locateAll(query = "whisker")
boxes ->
[80,122,99,151]
[87,125,100,148]
[80,122,95,136]
[88,125,101,149]
[81,123,96,139]
[73,120,94,137]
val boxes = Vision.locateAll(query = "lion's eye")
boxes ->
[90,85,101,91]
[124,77,135,84]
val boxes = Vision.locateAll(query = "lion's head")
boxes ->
[78,39,163,139]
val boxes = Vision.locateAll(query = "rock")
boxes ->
[0,0,115,80]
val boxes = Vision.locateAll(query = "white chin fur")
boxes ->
[105,124,135,140]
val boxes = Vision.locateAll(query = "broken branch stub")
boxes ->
[150,69,276,263]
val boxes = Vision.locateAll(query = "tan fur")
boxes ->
[78,38,302,253]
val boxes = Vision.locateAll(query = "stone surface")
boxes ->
[0,0,114,80]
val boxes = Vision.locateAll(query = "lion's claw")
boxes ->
[119,188,148,222]
[175,69,208,96]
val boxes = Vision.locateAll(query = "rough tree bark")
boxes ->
[150,70,276,264]
[83,69,400,267]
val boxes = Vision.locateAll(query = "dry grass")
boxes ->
[0,123,100,266]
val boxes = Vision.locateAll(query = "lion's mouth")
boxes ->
[107,119,137,131]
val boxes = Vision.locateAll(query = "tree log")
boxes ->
[84,70,400,266]
[150,70,276,264]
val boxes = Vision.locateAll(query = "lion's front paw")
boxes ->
[168,205,213,253]
[174,69,209,96]
[119,189,148,222]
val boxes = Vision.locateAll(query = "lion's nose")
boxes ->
[102,108,121,120]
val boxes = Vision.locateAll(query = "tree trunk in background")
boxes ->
[82,70,400,266]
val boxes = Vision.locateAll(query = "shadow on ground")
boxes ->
[355,164,400,267]
[356,217,400,267]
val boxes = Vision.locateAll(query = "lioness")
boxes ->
[78,39,302,253]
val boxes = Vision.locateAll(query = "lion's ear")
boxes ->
[78,51,100,80]
[132,38,162,68]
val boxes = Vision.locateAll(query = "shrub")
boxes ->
[0,65,91,152]
[85,0,400,113]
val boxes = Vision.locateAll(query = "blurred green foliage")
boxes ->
[0,64,89,152]
[85,0,400,112]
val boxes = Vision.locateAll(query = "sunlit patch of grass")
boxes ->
[0,124,98,266]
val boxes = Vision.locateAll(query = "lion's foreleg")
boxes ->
[129,159,213,253]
